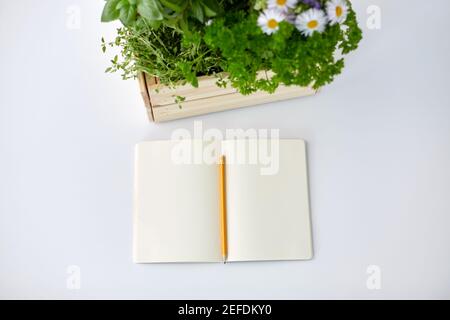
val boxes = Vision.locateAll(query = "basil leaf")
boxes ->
[191,0,204,23]
[160,0,186,13]
[201,0,220,17]
[116,0,128,10]
[137,0,164,21]
[101,0,121,22]
[120,5,137,26]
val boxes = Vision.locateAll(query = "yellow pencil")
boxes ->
[219,155,227,263]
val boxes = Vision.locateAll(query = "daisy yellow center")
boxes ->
[336,6,343,17]
[267,19,278,29]
[276,0,287,5]
[307,20,318,29]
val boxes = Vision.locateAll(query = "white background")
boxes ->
[1,0,449,299]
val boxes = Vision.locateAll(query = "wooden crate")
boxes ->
[138,72,317,122]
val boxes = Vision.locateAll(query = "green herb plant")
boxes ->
[101,0,362,96]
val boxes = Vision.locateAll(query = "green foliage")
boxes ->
[101,0,222,30]
[101,0,363,94]
[339,7,363,54]
[203,3,362,92]
[103,22,222,86]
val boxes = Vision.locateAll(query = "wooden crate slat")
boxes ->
[138,73,154,121]
[147,75,237,107]
[138,73,151,109]
[137,72,318,122]
[152,85,317,122]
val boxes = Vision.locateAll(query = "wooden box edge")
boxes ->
[137,72,318,123]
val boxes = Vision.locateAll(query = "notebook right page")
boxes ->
[222,139,313,262]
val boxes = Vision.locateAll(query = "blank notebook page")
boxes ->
[222,139,313,262]
[133,141,222,263]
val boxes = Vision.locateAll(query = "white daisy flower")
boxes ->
[267,0,298,13]
[295,8,327,37]
[258,9,285,35]
[326,0,349,25]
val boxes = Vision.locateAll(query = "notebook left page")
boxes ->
[133,140,222,263]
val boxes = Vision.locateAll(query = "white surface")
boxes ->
[0,0,450,299]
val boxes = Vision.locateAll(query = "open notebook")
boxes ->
[133,139,313,263]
